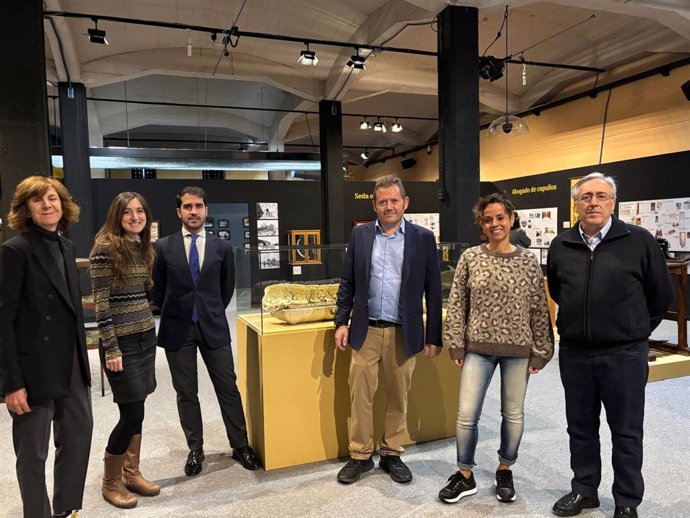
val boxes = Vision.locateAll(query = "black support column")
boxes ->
[59,82,94,257]
[319,99,346,244]
[0,0,50,242]
[437,6,480,246]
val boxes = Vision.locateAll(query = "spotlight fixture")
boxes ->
[391,119,403,133]
[478,56,504,82]
[187,29,193,57]
[346,49,366,70]
[361,149,370,160]
[87,18,108,45]
[359,119,371,130]
[297,43,318,66]
[373,118,386,132]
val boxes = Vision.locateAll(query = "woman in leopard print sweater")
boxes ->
[438,193,554,506]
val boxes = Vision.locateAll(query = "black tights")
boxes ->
[106,400,145,455]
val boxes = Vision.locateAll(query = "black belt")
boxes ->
[368,319,401,328]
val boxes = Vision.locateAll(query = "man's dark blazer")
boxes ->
[335,219,442,358]
[151,231,235,352]
[0,229,90,404]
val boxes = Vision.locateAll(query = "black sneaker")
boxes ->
[495,469,516,502]
[438,471,477,504]
[337,457,374,484]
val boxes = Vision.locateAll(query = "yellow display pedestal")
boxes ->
[236,313,459,470]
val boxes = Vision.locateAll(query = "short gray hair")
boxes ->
[373,175,407,199]
[571,172,617,201]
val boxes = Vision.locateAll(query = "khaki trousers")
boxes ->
[348,326,416,460]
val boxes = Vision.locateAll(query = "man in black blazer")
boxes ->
[151,186,259,476]
[334,175,442,484]
[0,176,93,518]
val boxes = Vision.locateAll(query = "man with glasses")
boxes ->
[547,172,672,518]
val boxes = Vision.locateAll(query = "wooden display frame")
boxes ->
[288,229,321,264]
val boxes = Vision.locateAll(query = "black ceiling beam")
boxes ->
[480,55,690,129]
[43,10,436,57]
[47,94,437,121]
[43,10,603,71]
[101,135,391,151]
[506,58,604,74]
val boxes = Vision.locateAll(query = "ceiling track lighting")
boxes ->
[359,119,371,130]
[361,149,370,160]
[391,119,403,133]
[347,48,366,70]
[87,18,108,45]
[297,43,318,66]
[187,29,193,57]
[373,118,386,132]
[488,8,529,137]
[46,11,605,75]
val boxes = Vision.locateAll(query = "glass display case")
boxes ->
[234,241,468,334]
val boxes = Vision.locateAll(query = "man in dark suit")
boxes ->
[334,175,442,484]
[151,186,259,476]
[0,176,93,518]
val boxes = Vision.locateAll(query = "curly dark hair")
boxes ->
[472,192,517,227]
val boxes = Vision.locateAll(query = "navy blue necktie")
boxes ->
[189,234,200,323]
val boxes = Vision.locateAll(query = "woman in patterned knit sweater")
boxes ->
[438,193,554,506]
[90,192,160,509]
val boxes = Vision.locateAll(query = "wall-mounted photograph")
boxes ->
[218,230,231,240]
[218,219,229,228]
[257,202,278,219]
[257,235,279,249]
[244,230,250,239]
[204,217,214,228]
[257,221,278,236]
[207,230,215,236]
[242,217,249,227]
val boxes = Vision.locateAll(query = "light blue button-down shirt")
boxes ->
[368,219,406,323]
[579,217,612,250]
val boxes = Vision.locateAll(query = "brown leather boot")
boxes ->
[102,451,138,508]
[122,434,161,496]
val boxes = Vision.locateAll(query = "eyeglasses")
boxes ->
[577,192,614,203]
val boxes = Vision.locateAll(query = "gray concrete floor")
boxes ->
[0,308,688,517]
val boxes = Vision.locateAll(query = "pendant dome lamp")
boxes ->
[487,8,529,137]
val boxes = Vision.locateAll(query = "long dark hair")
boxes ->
[90,192,155,288]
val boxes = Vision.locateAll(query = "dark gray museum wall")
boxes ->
[343,181,441,231]
[91,179,324,300]
[91,179,323,239]
[490,150,690,234]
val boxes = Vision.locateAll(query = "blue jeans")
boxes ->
[455,353,530,470]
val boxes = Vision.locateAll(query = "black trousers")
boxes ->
[10,349,93,517]
[165,322,248,451]
[559,341,648,508]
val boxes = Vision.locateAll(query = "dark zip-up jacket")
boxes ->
[547,216,673,352]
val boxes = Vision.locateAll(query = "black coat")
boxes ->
[0,229,90,403]
[151,232,235,351]
[334,220,442,358]
[547,216,673,351]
